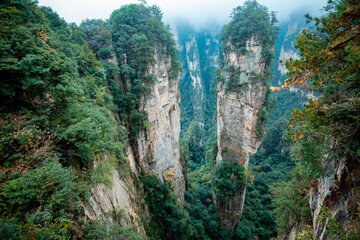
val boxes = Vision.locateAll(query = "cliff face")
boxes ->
[84,153,146,235]
[85,43,184,233]
[84,49,147,234]
[309,155,360,239]
[137,44,185,202]
[277,19,303,76]
[217,36,266,165]
[216,36,267,230]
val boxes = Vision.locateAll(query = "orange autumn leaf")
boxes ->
[270,86,282,91]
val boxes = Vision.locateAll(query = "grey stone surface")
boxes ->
[216,36,267,231]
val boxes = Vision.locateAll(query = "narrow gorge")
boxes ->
[0,0,359,240]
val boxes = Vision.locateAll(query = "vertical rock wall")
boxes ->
[216,36,268,230]
[217,36,266,165]
[84,152,147,236]
[137,44,185,203]
[308,154,359,239]
[85,43,185,234]
[84,51,148,235]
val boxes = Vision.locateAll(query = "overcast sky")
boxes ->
[37,0,327,27]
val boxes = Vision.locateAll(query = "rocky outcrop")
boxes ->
[217,36,266,165]
[85,153,146,235]
[278,151,360,239]
[308,154,360,239]
[85,43,185,234]
[277,16,305,77]
[137,44,185,203]
[216,36,268,230]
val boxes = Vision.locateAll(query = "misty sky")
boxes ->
[37,0,328,27]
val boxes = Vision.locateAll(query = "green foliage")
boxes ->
[234,223,252,240]
[225,66,242,92]
[0,220,22,240]
[80,19,112,59]
[83,220,143,240]
[58,102,124,167]
[316,206,360,240]
[0,0,127,164]
[255,108,268,138]
[109,4,180,73]
[0,157,80,239]
[179,121,230,239]
[142,174,192,239]
[213,161,245,198]
[184,186,231,240]
[271,169,312,234]
[0,1,131,238]
[143,172,230,240]
[181,121,205,171]
[222,0,279,66]
[289,126,331,179]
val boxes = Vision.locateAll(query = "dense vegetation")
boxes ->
[179,121,232,239]
[179,1,282,239]
[271,0,360,238]
[142,174,191,239]
[222,0,278,66]
[0,0,178,239]
[0,0,125,237]
[1,0,358,239]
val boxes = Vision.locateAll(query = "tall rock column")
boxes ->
[216,36,268,231]
[82,5,185,235]
[137,44,185,203]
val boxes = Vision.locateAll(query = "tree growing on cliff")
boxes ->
[283,0,360,177]
[215,0,280,235]
[272,0,360,237]
[222,0,279,66]
[0,1,127,238]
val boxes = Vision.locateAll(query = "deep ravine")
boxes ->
[1,1,359,240]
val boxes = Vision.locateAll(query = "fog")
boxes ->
[38,0,327,27]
